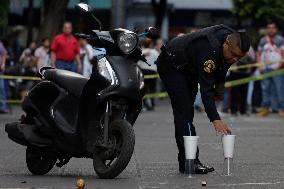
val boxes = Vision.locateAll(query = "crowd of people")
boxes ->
[0,22,97,113]
[0,21,284,117]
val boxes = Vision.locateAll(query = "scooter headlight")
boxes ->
[97,57,119,85]
[117,32,138,54]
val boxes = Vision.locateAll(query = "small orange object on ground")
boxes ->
[201,180,207,186]
[76,179,85,189]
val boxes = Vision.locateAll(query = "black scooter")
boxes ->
[5,3,158,179]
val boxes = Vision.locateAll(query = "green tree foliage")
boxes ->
[232,0,284,21]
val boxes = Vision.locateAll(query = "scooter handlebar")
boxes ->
[74,33,97,40]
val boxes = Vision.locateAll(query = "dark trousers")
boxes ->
[229,72,249,114]
[142,69,157,110]
[251,80,262,109]
[157,62,199,163]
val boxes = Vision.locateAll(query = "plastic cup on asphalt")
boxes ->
[183,136,199,178]
[222,135,235,176]
[222,135,235,158]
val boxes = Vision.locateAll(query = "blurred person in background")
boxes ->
[229,47,256,116]
[154,38,163,54]
[51,22,81,73]
[0,40,8,113]
[19,41,37,76]
[251,79,262,113]
[1,39,19,102]
[9,26,24,63]
[78,38,94,78]
[222,72,230,113]
[138,38,159,111]
[19,41,37,99]
[154,38,165,93]
[34,38,50,71]
[257,21,284,117]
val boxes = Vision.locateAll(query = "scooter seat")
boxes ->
[43,69,88,98]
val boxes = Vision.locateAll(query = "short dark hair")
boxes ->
[266,20,278,28]
[227,31,250,56]
[63,21,72,26]
[41,37,49,43]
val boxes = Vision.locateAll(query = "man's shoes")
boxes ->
[178,161,213,174]
[196,161,215,172]
[256,107,269,117]
[195,163,209,174]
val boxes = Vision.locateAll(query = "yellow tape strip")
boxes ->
[0,75,41,81]
[0,62,266,81]
[144,92,168,99]
[225,68,284,88]
[229,63,262,71]
[0,99,22,103]
[144,74,160,79]
[142,63,266,80]
[2,68,284,102]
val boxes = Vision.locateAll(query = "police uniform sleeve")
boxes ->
[196,47,221,122]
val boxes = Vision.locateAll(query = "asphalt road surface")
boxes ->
[1,100,284,189]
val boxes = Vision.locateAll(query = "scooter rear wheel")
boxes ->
[26,147,57,175]
[93,119,135,179]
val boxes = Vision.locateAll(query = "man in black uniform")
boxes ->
[155,24,250,174]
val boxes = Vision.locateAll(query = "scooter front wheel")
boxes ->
[26,147,57,175]
[93,119,135,179]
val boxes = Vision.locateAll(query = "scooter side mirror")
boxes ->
[75,3,102,31]
[75,3,94,13]
[145,27,160,40]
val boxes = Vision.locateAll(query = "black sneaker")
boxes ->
[195,163,208,174]
[178,161,209,174]
[196,160,215,172]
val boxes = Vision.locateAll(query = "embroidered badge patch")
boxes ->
[203,60,216,73]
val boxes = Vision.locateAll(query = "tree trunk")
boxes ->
[37,0,69,41]
[27,0,34,46]
[0,0,9,36]
[111,0,125,29]
[151,0,167,30]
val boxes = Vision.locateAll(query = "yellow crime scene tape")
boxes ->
[0,75,41,81]
[1,66,284,103]
[229,62,262,71]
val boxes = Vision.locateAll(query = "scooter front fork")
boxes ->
[103,101,111,146]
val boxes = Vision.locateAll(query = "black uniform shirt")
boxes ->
[170,28,233,121]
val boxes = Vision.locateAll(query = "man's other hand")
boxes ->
[212,120,231,135]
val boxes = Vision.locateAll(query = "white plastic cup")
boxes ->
[222,135,236,158]
[183,136,199,160]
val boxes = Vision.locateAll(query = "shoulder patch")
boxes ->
[204,59,216,73]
